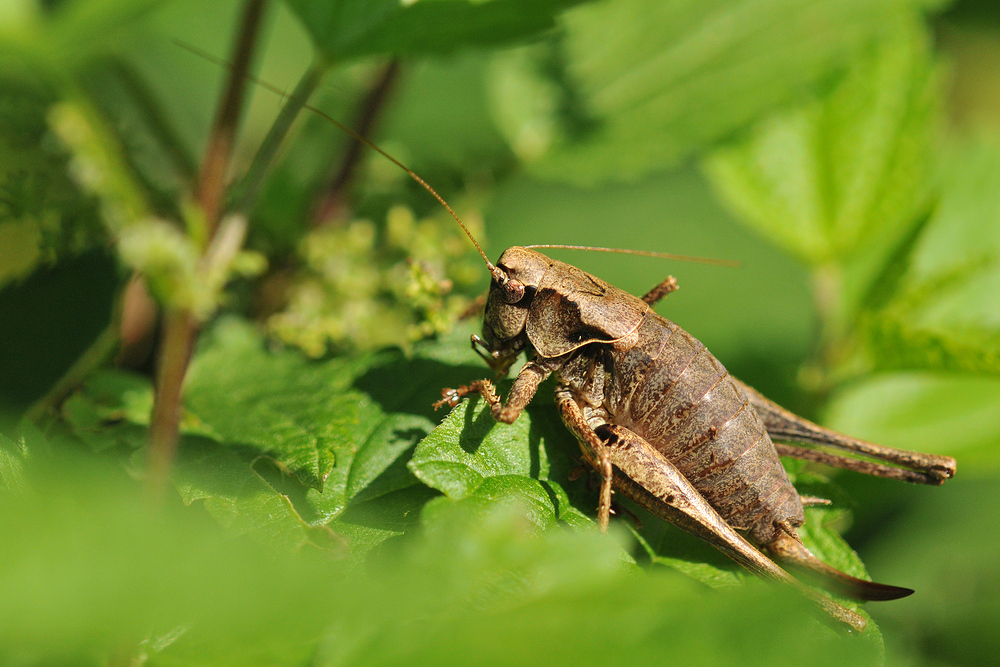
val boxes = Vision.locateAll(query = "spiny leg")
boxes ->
[434,360,550,424]
[733,378,956,484]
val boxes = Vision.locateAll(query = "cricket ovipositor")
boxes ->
[192,46,957,632]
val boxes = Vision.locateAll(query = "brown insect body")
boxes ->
[599,302,804,546]
[490,247,803,545]
[440,246,957,632]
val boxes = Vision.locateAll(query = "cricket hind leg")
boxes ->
[733,378,956,485]
[553,388,867,633]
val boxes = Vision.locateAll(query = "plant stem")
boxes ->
[147,309,198,495]
[147,0,266,496]
[197,0,268,234]
[231,58,328,215]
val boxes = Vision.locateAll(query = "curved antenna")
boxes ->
[172,39,501,279]
[526,245,739,268]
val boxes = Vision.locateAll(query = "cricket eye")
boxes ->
[500,279,525,304]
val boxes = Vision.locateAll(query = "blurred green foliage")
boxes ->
[268,204,485,355]
[2,0,999,665]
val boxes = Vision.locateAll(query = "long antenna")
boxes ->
[176,40,737,276]
[526,245,739,267]
[172,39,499,278]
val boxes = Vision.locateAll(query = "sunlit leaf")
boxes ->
[178,319,494,544]
[410,395,591,528]
[704,17,941,271]
[863,141,1000,376]
[509,0,940,184]
[172,437,344,552]
[315,500,882,667]
[183,318,366,493]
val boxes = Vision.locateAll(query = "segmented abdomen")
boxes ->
[605,312,803,544]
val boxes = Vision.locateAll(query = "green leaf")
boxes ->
[0,398,884,664]
[409,395,591,527]
[799,507,869,581]
[284,0,582,61]
[629,524,745,589]
[863,141,1000,376]
[172,437,345,552]
[315,501,882,666]
[510,0,939,184]
[0,447,341,665]
[0,456,882,665]
[183,318,363,493]
[0,432,28,495]
[179,318,493,546]
[60,369,153,452]
[704,17,941,268]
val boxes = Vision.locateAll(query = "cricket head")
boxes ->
[474,246,550,375]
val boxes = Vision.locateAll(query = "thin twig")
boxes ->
[196,0,268,233]
[147,309,198,494]
[312,59,401,225]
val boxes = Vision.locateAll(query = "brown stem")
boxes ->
[147,310,198,496]
[195,0,268,234]
[311,59,401,225]
[147,0,266,495]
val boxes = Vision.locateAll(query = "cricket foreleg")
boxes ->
[435,361,551,424]
[734,378,956,485]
